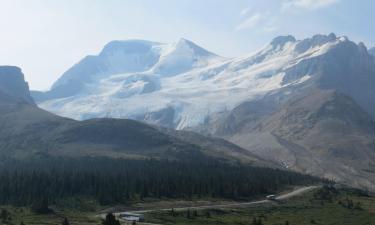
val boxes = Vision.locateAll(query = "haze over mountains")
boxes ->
[0,66,266,165]
[11,33,375,191]
[370,47,375,56]
[34,34,375,126]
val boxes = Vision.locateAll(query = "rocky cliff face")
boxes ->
[223,89,375,190]
[0,65,264,166]
[29,34,375,190]
[0,66,34,104]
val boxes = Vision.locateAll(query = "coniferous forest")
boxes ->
[0,156,319,207]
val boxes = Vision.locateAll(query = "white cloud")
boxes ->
[235,13,262,31]
[283,0,339,11]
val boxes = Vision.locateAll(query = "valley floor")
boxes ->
[145,187,375,225]
[1,187,374,225]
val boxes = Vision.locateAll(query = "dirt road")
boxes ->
[111,185,318,215]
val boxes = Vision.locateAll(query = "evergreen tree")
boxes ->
[0,157,318,206]
[31,197,50,214]
[251,217,257,225]
[62,217,70,225]
[102,213,120,225]
[186,209,191,219]
[1,209,10,223]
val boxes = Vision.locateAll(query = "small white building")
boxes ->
[266,195,276,200]
[119,212,145,222]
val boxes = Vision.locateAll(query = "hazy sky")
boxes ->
[1,0,374,90]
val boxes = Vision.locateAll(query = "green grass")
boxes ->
[0,197,101,225]
[1,188,375,225]
[145,188,375,225]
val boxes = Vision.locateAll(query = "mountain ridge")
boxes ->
[32,38,222,102]
[34,34,375,126]
[1,66,267,166]
[28,34,375,190]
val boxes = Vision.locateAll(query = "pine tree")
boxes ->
[102,213,120,225]
[186,209,191,219]
[62,217,70,225]
[1,208,10,222]
[31,198,50,214]
[251,217,257,225]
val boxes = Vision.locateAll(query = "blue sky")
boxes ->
[0,0,374,90]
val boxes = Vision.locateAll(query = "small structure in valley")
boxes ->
[266,195,276,200]
[119,212,145,222]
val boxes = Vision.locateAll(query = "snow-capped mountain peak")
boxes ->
[152,38,223,76]
[34,34,375,130]
[270,35,296,48]
[45,38,221,99]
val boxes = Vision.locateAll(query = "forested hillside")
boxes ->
[0,157,319,207]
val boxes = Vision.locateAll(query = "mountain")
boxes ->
[198,34,375,190]
[221,89,375,190]
[370,47,375,56]
[32,34,375,190]
[34,34,375,127]
[0,66,34,104]
[31,39,222,102]
[0,66,266,165]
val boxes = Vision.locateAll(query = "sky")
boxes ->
[0,0,374,90]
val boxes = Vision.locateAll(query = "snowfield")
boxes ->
[38,34,348,129]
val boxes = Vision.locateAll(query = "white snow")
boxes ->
[38,36,346,128]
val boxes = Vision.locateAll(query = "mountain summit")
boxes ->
[0,66,34,104]
[31,33,375,190]
[32,38,222,101]
[34,34,375,126]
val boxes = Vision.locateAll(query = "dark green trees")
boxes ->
[102,213,120,225]
[62,217,70,225]
[31,198,50,214]
[0,157,318,206]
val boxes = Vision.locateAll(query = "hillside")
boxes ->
[225,90,375,190]
[30,34,375,191]
[0,66,265,165]
[369,47,375,56]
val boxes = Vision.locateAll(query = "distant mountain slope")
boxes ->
[29,34,375,190]
[222,89,375,190]
[370,47,375,56]
[31,39,222,102]
[34,34,375,129]
[0,66,265,165]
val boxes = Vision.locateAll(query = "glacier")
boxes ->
[36,34,372,129]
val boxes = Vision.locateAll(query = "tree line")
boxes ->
[0,156,319,206]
